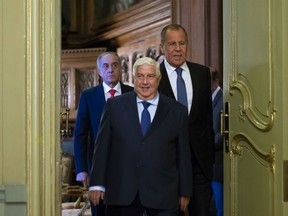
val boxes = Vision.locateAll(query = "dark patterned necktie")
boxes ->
[176,67,188,107]
[141,101,151,135]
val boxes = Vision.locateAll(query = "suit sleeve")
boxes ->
[204,68,215,163]
[178,106,193,196]
[90,100,112,187]
[74,93,90,174]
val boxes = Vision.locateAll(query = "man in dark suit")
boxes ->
[210,67,223,216]
[89,57,193,216]
[73,51,133,216]
[158,24,215,216]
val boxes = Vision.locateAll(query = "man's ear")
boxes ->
[160,43,164,53]
[98,70,102,78]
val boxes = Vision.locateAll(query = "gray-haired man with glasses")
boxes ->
[158,24,215,216]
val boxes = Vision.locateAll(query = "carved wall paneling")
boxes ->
[107,0,171,85]
[62,0,171,49]
[89,0,171,46]
[178,0,223,86]
[117,37,161,86]
[61,48,106,120]
[61,0,223,85]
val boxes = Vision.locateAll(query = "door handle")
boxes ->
[221,102,230,153]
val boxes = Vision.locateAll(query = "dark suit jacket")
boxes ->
[74,83,133,174]
[212,88,223,182]
[90,91,193,210]
[159,61,214,180]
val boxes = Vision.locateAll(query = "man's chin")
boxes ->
[172,58,184,64]
[139,92,152,100]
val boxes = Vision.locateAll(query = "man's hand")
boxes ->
[76,172,90,188]
[89,190,105,206]
[179,196,190,212]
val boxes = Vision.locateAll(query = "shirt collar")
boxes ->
[102,82,121,94]
[164,60,189,74]
[136,92,159,106]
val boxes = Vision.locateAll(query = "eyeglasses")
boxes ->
[164,41,187,49]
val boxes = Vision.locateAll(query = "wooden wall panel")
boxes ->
[61,48,106,120]
[62,0,223,85]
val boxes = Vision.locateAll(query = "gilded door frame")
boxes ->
[223,0,288,215]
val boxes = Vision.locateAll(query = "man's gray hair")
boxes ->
[132,57,161,78]
[96,51,120,70]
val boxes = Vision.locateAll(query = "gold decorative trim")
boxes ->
[229,80,276,132]
[230,133,275,216]
[230,134,276,173]
[229,0,275,132]
[227,0,277,215]
[26,0,60,215]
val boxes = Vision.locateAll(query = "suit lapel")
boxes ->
[160,62,197,118]
[159,63,176,100]
[212,97,217,108]
[123,92,171,138]
[145,94,170,137]
[123,92,143,135]
[96,84,106,101]
[213,89,223,108]
[90,85,105,112]
[120,82,133,93]
[187,62,199,117]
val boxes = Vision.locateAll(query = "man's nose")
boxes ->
[108,65,113,71]
[143,76,149,83]
[175,43,182,50]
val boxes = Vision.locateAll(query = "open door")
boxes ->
[223,0,288,215]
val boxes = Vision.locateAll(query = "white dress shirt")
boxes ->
[102,82,121,100]
[136,93,159,123]
[164,60,193,113]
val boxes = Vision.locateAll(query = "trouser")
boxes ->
[211,181,223,216]
[91,199,106,216]
[107,195,179,216]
